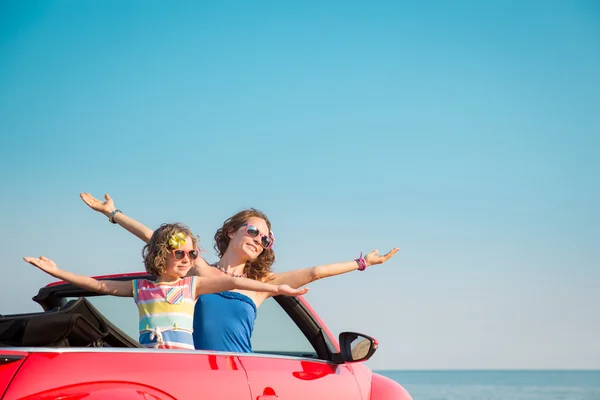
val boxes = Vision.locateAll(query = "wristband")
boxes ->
[108,209,122,224]
[355,252,367,271]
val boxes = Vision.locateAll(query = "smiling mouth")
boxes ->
[247,244,258,252]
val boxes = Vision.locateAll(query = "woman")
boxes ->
[80,192,399,353]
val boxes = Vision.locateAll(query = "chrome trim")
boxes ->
[0,347,334,364]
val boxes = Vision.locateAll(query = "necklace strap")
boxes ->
[211,263,246,278]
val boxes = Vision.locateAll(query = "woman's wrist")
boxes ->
[355,253,368,271]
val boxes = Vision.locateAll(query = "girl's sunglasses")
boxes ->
[241,224,274,249]
[172,249,200,261]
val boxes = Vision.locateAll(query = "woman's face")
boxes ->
[228,216,272,260]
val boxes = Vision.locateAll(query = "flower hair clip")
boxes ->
[168,232,186,249]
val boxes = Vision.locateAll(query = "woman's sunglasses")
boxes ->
[172,249,200,261]
[241,224,274,249]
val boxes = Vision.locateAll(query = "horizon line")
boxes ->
[373,368,600,372]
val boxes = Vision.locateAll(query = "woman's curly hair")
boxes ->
[142,223,199,278]
[214,208,275,282]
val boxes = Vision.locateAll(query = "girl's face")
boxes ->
[162,235,197,280]
[228,217,272,260]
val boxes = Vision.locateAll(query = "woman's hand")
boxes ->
[23,256,59,274]
[277,284,310,297]
[364,248,399,267]
[80,192,116,217]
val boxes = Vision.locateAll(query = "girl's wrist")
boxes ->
[107,209,122,224]
[102,207,116,217]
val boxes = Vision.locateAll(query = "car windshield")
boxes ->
[68,294,318,358]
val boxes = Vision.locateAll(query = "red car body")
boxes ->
[0,273,412,399]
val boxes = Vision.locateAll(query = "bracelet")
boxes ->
[355,252,367,271]
[108,209,122,224]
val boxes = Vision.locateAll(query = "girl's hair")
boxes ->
[143,223,199,278]
[214,208,275,282]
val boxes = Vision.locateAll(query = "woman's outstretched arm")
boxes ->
[80,192,154,243]
[23,256,133,297]
[268,248,399,289]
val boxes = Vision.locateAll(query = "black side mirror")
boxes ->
[338,331,378,363]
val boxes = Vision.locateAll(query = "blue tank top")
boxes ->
[192,291,257,353]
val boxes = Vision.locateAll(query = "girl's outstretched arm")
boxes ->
[268,248,400,289]
[80,192,154,243]
[193,276,309,298]
[23,256,133,297]
[80,192,210,274]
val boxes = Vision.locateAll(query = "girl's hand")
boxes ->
[364,248,399,267]
[277,284,309,297]
[24,256,59,274]
[80,192,116,216]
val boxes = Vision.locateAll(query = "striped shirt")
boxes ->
[132,276,197,350]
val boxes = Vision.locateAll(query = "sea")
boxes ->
[375,370,600,400]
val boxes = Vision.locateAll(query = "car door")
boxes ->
[240,356,362,400]
[240,297,363,400]
[76,294,254,399]
[32,278,254,400]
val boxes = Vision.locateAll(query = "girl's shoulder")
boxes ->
[181,275,196,284]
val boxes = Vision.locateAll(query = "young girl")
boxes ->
[23,222,309,350]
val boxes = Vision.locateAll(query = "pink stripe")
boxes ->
[135,277,195,303]
[136,282,192,302]
[155,344,195,350]
[142,343,195,350]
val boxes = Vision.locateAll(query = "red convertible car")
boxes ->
[0,273,412,399]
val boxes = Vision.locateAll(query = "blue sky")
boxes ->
[1,1,599,369]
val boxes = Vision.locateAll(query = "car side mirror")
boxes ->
[338,331,378,363]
